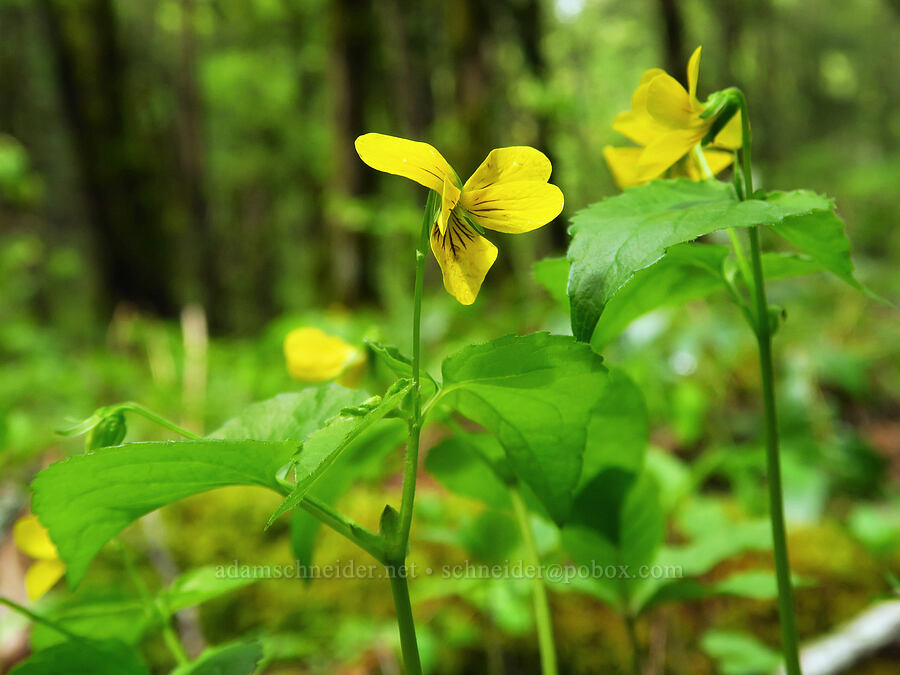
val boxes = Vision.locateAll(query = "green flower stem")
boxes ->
[734,90,803,675]
[510,486,559,675]
[692,145,754,292]
[120,403,203,440]
[390,190,437,675]
[389,569,422,675]
[116,540,189,666]
[397,190,437,549]
[0,596,82,642]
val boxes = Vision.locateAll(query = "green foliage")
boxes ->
[29,596,147,651]
[268,379,412,526]
[562,469,664,609]
[171,642,263,675]
[701,631,781,675]
[32,440,296,586]
[291,421,405,568]
[565,179,871,342]
[158,567,257,616]
[425,433,512,510]
[210,387,365,442]
[439,333,608,523]
[9,639,148,675]
[767,202,882,300]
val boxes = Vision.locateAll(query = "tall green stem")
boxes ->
[389,190,437,675]
[510,487,558,675]
[733,91,803,675]
[389,569,422,675]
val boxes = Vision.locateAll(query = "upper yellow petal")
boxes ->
[687,46,702,102]
[284,327,363,383]
[460,181,563,234]
[25,559,66,602]
[14,515,58,561]
[638,67,668,87]
[603,146,645,189]
[646,73,699,129]
[355,133,456,193]
[430,213,498,305]
[611,71,671,146]
[462,147,552,193]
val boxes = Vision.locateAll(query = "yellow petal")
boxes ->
[438,176,461,236]
[612,71,671,146]
[284,327,362,383]
[687,46,702,101]
[712,112,743,150]
[702,148,735,176]
[612,109,669,147]
[460,181,563,234]
[462,147,552,193]
[13,515,58,561]
[635,129,703,182]
[638,67,668,87]
[430,213,498,305]
[646,73,698,129]
[25,559,66,602]
[603,146,645,188]
[354,133,456,193]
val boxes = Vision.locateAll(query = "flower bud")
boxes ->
[85,411,127,451]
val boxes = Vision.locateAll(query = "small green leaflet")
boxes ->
[32,440,297,586]
[567,179,832,341]
[440,333,608,524]
[267,379,413,527]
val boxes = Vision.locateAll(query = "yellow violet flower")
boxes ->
[284,327,367,388]
[13,515,66,602]
[355,133,564,305]
[604,46,742,188]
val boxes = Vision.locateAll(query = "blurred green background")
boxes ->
[1,0,898,673]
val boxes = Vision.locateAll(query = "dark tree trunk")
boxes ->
[176,0,219,329]
[327,0,379,306]
[451,0,494,171]
[38,0,177,317]
[657,0,686,82]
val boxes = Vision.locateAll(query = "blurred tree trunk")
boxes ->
[326,0,378,306]
[379,0,435,137]
[177,0,220,329]
[657,0,685,81]
[512,0,565,253]
[38,0,177,317]
[450,0,494,171]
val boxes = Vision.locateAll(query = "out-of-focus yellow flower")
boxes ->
[604,46,742,188]
[13,515,65,602]
[355,133,564,304]
[284,327,367,388]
